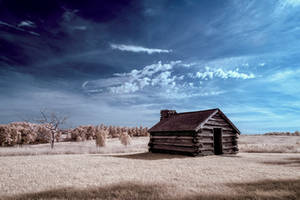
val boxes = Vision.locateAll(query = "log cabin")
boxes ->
[148,108,240,156]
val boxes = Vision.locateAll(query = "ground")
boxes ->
[239,135,300,153]
[1,135,299,156]
[0,136,300,200]
[0,153,300,200]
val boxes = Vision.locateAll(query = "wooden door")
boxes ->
[213,128,223,155]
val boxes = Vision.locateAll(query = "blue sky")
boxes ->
[0,0,300,133]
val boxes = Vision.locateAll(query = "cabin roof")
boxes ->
[148,108,240,134]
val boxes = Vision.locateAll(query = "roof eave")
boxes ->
[195,109,219,132]
[148,118,170,133]
[218,110,241,134]
[195,109,241,134]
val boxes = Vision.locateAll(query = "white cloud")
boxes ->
[140,61,180,76]
[109,61,180,94]
[194,67,255,80]
[178,75,185,80]
[180,55,269,71]
[18,20,35,28]
[62,9,79,21]
[181,62,197,68]
[82,77,128,94]
[82,60,257,99]
[139,77,151,88]
[82,81,89,88]
[114,60,180,79]
[0,20,39,36]
[151,71,176,87]
[110,44,172,54]
[275,0,300,15]
[72,26,87,30]
[158,88,225,99]
[201,91,225,96]
[259,63,266,67]
[110,82,139,94]
[268,69,297,81]
[261,68,300,96]
[280,0,300,7]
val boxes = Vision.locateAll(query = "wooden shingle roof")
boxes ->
[149,109,217,132]
[149,108,240,134]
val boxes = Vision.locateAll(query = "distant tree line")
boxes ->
[67,124,149,142]
[264,131,300,136]
[0,122,149,147]
[0,122,53,146]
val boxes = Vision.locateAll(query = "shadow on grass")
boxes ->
[2,179,300,200]
[107,152,188,160]
[223,179,300,200]
[0,182,165,200]
[261,157,300,167]
[219,154,242,158]
[93,152,241,160]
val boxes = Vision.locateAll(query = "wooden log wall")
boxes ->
[148,131,199,155]
[197,128,214,155]
[200,112,239,155]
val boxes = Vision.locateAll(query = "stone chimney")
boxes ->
[160,110,177,121]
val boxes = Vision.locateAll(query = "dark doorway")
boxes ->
[213,128,223,155]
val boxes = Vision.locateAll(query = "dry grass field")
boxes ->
[0,135,300,200]
[239,135,300,153]
[0,135,299,156]
[0,137,148,156]
[0,153,299,200]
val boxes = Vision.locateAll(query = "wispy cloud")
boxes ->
[18,20,35,28]
[82,60,255,99]
[82,61,183,97]
[264,68,300,96]
[192,67,255,80]
[72,26,87,30]
[259,63,266,67]
[268,70,295,82]
[110,44,172,54]
[279,0,300,7]
[0,20,40,36]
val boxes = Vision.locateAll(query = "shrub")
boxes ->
[0,125,12,146]
[71,127,86,141]
[35,126,51,144]
[85,125,95,140]
[76,136,82,142]
[119,132,132,146]
[0,122,54,146]
[95,129,108,147]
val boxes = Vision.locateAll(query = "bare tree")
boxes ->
[36,110,67,149]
